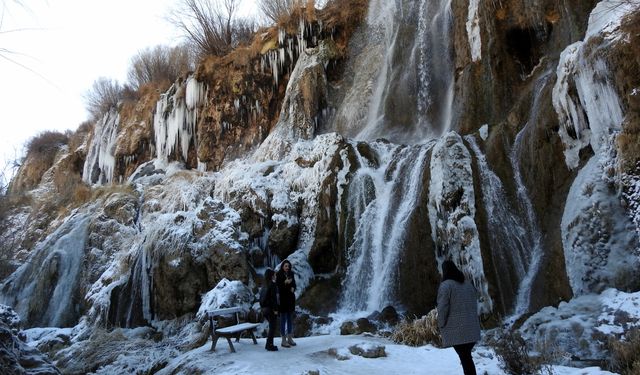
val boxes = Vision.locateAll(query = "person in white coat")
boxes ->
[437,260,481,375]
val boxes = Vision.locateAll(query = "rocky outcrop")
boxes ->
[0,305,61,375]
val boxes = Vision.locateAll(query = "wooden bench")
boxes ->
[207,307,260,353]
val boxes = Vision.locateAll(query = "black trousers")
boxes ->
[265,310,277,348]
[453,342,477,375]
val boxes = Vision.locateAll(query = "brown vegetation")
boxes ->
[609,328,640,375]
[390,309,442,347]
[258,0,304,23]
[84,77,124,121]
[488,328,558,375]
[8,131,69,194]
[127,44,195,91]
[167,0,257,58]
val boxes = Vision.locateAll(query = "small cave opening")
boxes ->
[505,24,551,76]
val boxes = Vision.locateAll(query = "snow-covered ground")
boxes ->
[151,334,613,375]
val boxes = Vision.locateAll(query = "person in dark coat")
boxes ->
[260,268,279,351]
[437,260,481,375]
[276,259,297,347]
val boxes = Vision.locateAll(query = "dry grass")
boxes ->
[390,309,442,347]
[609,328,640,375]
[488,328,557,375]
[197,0,368,77]
[25,130,69,156]
[68,121,94,153]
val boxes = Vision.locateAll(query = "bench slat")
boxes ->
[215,322,260,335]
[208,307,243,317]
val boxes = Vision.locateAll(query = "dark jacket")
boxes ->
[276,270,296,313]
[261,271,279,314]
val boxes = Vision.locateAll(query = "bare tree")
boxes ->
[0,148,20,196]
[83,77,123,121]
[167,0,255,58]
[127,44,194,90]
[0,0,55,85]
[258,0,302,23]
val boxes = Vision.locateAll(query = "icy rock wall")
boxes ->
[83,109,120,185]
[0,211,92,327]
[554,0,640,295]
[154,76,206,164]
[429,132,492,313]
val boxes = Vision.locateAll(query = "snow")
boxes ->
[586,0,640,39]
[196,279,254,320]
[147,333,614,375]
[520,288,640,361]
[561,153,639,295]
[157,335,498,375]
[479,124,488,140]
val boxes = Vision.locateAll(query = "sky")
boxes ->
[0,0,257,181]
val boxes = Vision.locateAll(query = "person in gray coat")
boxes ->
[437,260,481,375]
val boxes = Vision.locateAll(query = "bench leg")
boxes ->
[226,337,236,353]
[250,330,258,345]
[235,333,241,343]
[209,317,218,351]
[211,335,220,351]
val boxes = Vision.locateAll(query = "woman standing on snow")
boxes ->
[437,260,481,375]
[261,268,279,351]
[276,259,297,348]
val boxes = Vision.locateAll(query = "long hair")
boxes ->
[278,259,292,276]
[442,260,465,283]
[264,268,275,284]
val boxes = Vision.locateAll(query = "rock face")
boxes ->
[1,3,640,368]
[0,305,61,375]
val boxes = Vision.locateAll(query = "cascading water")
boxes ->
[340,141,432,312]
[416,0,454,136]
[509,71,553,314]
[465,136,530,313]
[337,0,459,315]
[336,0,454,143]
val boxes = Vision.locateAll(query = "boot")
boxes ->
[265,337,278,351]
[281,336,290,348]
[287,334,297,346]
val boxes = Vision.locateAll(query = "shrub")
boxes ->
[390,309,441,347]
[68,121,94,152]
[84,77,123,120]
[127,44,194,90]
[258,0,303,23]
[167,0,257,58]
[609,328,640,375]
[21,131,69,185]
[489,328,558,375]
[25,130,68,156]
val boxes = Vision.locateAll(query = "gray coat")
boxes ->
[437,279,481,347]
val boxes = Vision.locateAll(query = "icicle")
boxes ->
[82,109,120,185]
[154,75,206,163]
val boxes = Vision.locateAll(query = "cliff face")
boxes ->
[1,1,640,367]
